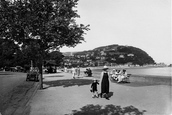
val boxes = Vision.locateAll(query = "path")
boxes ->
[26,72,171,115]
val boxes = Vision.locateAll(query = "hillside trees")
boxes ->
[114,46,155,65]
[0,0,89,88]
[70,45,155,66]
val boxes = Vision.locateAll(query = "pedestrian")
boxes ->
[77,66,80,77]
[72,67,76,79]
[64,67,67,73]
[91,78,99,98]
[100,65,111,99]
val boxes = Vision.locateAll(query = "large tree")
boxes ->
[0,0,89,88]
[0,39,21,68]
[47,51,64,66]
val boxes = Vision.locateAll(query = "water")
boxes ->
[90,67,172,77]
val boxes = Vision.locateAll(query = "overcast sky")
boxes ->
[60,0,171,64]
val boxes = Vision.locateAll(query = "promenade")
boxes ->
[26,72,171,115]
[0,72,40,115]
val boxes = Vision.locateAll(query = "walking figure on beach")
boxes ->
[100,66,111,99]
[91,78,99,98]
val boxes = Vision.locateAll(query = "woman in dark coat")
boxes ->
[100,66,111,99]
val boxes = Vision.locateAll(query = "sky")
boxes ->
[60,0,171,65]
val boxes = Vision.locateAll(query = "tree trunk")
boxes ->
[40,63,43,89]
[38,59,43,89]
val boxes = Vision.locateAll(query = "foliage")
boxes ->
[0,0,89,67]
[66,104,146,115]
[45,51,64,66]
[0,39,19,67]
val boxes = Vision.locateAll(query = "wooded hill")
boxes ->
[69,44,155,66]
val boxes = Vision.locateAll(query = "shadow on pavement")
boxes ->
[43,79,93,89]
[45,75,64,77]
[108,92,113,98]
[65,104,146,115]
[122,82,161,87]
[111,80,164,87]
[0,73,13,75]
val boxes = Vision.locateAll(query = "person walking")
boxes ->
[72,67,76,79]
[90,78,99,98]
[77,66,80,77]
[100,65,111,99]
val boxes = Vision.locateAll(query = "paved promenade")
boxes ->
[0,72,40,115]
[26,72,171,115]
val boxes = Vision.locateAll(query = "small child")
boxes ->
[90,79,99,98]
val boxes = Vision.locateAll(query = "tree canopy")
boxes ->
[0,39,19,67]
[45,51,64,66]
[0,0,89,66]
[0,0,89,88]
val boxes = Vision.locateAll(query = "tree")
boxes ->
[0,0,90,89]
[47,51,64,66]
[0,39,19,68]
[44,51,64,73]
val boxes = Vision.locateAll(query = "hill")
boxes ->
[63,44,155,66]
